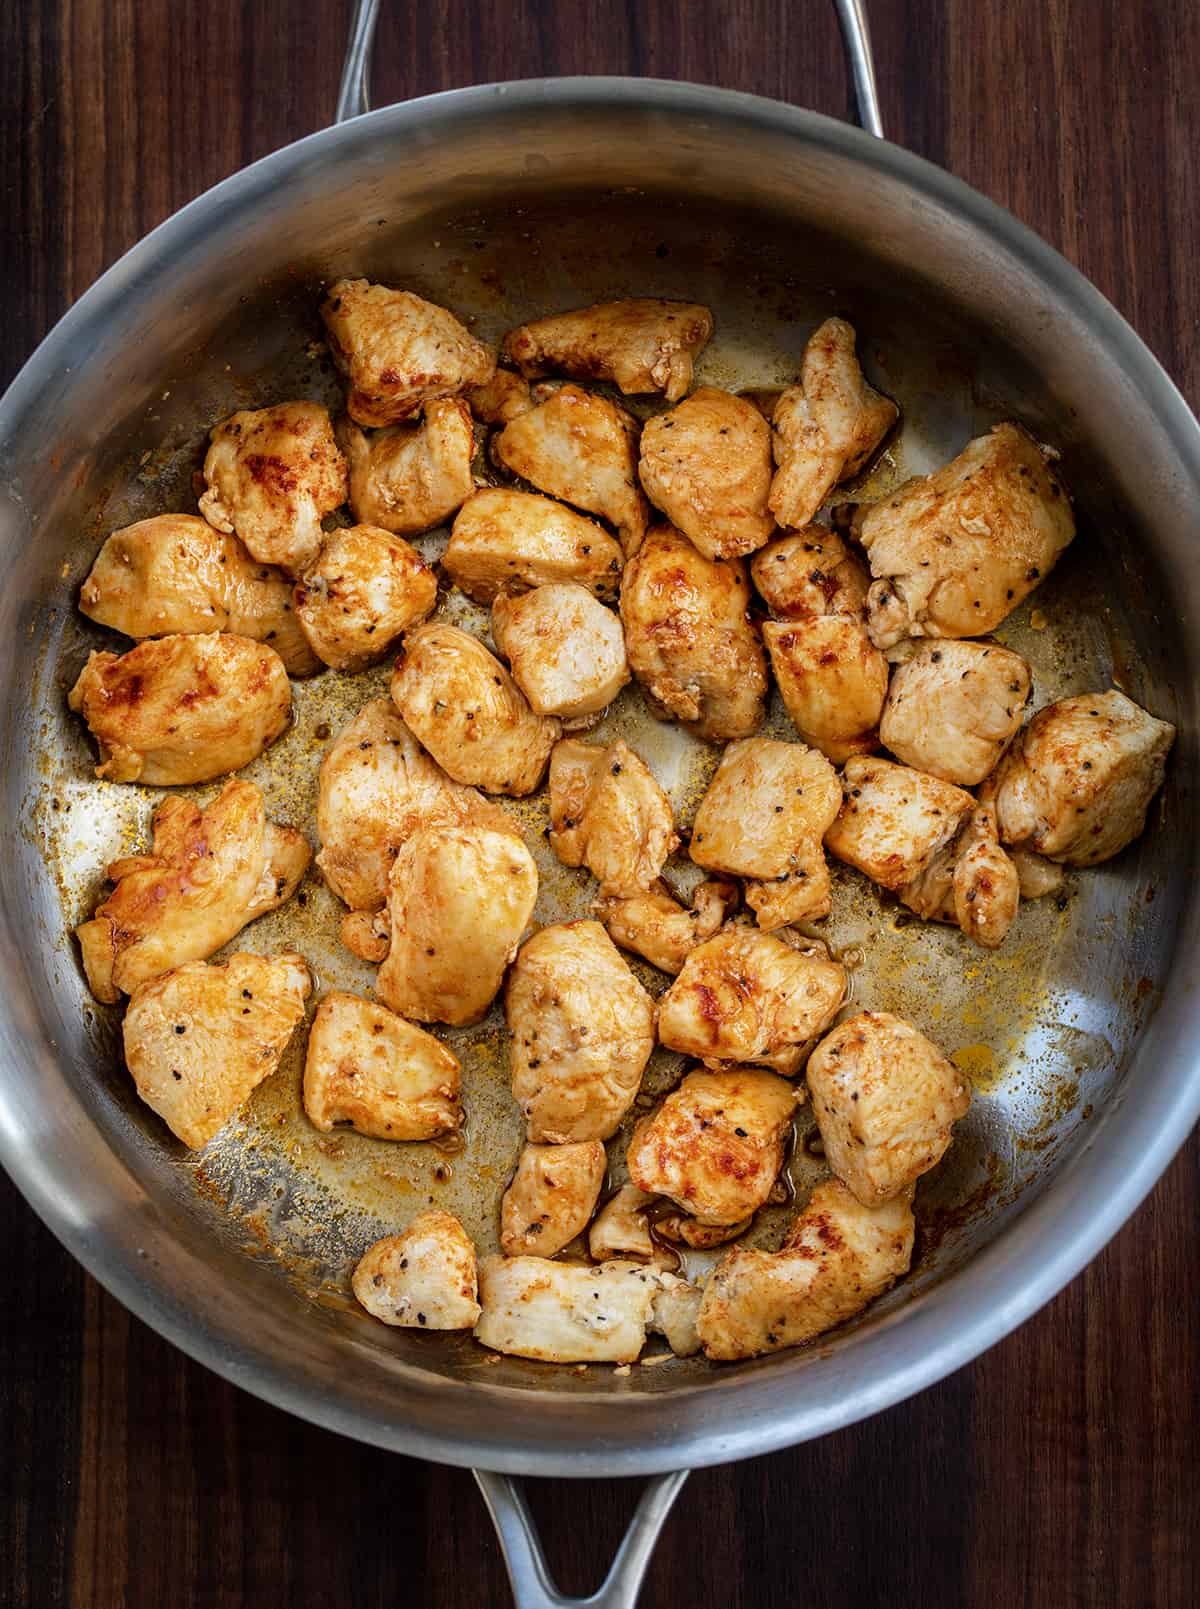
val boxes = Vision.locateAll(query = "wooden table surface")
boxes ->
[1,2,1196,1604]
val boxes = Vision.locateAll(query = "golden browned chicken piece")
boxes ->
[492,384,650,556]
[500,1140,607,1257]
[879,638,1032,786]
[949,801,1021,948]
[444,488,624,605]
[654,1213,751,1251]
[626,1069,800,1226]
[824,756,975,892]
[474,1256,665,1364]
[857,423,1075,649]
[658,927,846,1075]
[78,514,321,677]
[377,823,538,1027]
[502,299,713,403]
[302,991,461,1141]
[293,524,437,672]
[353,1211,481,1329]
[768,319,898,529]
[320,278,495,427]
[338,399,476,535]
[638,387,775,560]
[750,526,871,619]
[985,689,1175,866]
[1008,845,1066,900]
[689,738,842,928]
[68,633,291,785]
[547,737,678,896]
[807,1011,970,1204]
[391,623,560,797]
[621,525,768,743]
[466,369,533,425]
[595,878,738,974]
[75,780,310,1003]
[198,401,347,575]
[507,920,656,1144]
[696,1178,915,1359]
[588,1185,672,1266]
[122,951,311,1149]
[492,583,630,721]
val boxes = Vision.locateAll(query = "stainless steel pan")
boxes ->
[2,2,1198,1604]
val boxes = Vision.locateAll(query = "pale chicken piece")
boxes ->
[466,369,533,425]
[824,756,975,892]
[658,927,847,1075]
[595,879,738,974]
[302,991,461,1141]
[750,526,871,619]
[198,401,348,575]
[444,489,623,605]
[502,299,713,403]
[492,384,651,556]
[68,633,291,786]
[352,1211,480,1330]
[588,1186,671,1266]
[320,278,495,427]
[768,319,898,529]
[654,1213,752,1250]
[491,584,630,721]
[807,1011,970,1205]
[507,921,656,1144]
[638,387,775,561]
[75,780,309,1004]
[696,1178,915,1359]
[473,1256,663,1364]
[763,617,888,766]
[949,801,1021,949]
[122,951,311,1149]
[987,689,1175,867]
[377,823,538,1027]
[879,639,1032,786]
[621,525,768,742]
[689,738,843,929]
[1009,845,1066,899]
[547,738,678,896]
[500,1140,607,1257]
[338,400,476,536]
[78,514,321,677]
[857,423,1075,649]
[649,1275,704,1357]
[293,524,437,671]
[627,1069,800,1226]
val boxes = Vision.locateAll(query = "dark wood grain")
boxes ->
[1,3,1196,1606]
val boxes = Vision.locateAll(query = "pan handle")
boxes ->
[473,1468,689,1609]
[334,0,884,136]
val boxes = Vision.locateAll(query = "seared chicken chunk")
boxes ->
[500,1140,607,1257]
[638,387,775,561]
[857,423,1075,649]
[122,951,311,1149]
[502,299,713,403]
[750,526,871,619]
[198,401,347,575]
[303,991,461,1141]
[948,801,1021,948]
[69,633,291,785]
[338,400,475,535]
[765,617,888,766]
[595,879,738,974]
[474,1256,663,1364]
[391,623,560,796]
[588,1185,670,1266]
[507,921,656,1143]
[824,756,974,892]
[353,1211,480,1330]
[320,278,495,427]
[547,738,677,896]
[293,524,437,671]
[445,488,623,605]
[650,1275,704,1357]
[621,525,768,742]
[1009,845,1066,899]
[697,1178,914,1359]
[879,639,1032,786]
[492,584,630,720]
[654,1213,751,1250]
[466,369,533,425]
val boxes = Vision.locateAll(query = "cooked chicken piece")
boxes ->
[595,879,738,974]
[857,423,1075,649]
[445,488,624,606]
[337,400,475,535]
[474,1256,663,1364]
[588,1186,671,1266]
[986,689,1175,866]
[491,584,630,721]
[391,623,560,797]
[352,1211,481,1329]
[502,299,713,404]
[654,1213,752,1250]
[507,920,656,1144]
[547,738,677,896]
[621,525,768,743]
[303,991,461,1141]
[638,387,775,561]
[340,907,392,964]
[293,524,437,672]
[764,617,888,766]
[768,319,898,529]
[824,756,975,892]
[949,801,1021,948]
[627,1068,799,1226]
[466,369,533,425]
[750,526,871,619]
[658,927,847,1075]
[1008,845,1066,899]
[198,401,347,575]
[69,633,291,785]
[690,738,842,928]
[78,514,321,677]
[77,781,308,1003]
[500,1140,607,1257]
[122,951,311,1149]
[320,278,495,427]
[492,384,650,556]
[879,639,1031,786]
[696,1178,915,1359]
[650,1275,704,1357]
[377,823,538,1027]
